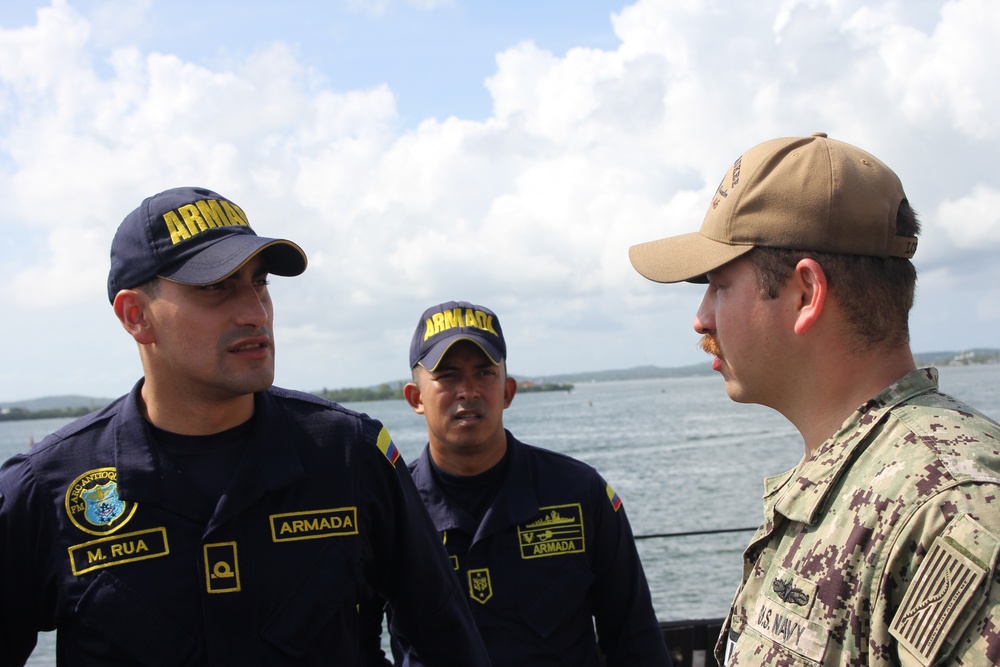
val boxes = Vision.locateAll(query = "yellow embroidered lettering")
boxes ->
[177,204,209,235]
[533,540,577,555]
[220,200,249,226]
[269,508,359,542]
[443,308,463,330]
[465,309,477,327]
[195,200,225,228]
[69,527,169,576]
[163,211,191,244]
[431,313,445,334]
[422,318,436,341]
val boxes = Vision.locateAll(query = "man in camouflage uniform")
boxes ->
[629,132,1000,665]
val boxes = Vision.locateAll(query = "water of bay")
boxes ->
[5,364,998,665]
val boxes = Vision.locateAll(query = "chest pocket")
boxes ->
[741,568,829,664]
[76,571,198,665]
[515,557,594,639]
[261,536,361,657]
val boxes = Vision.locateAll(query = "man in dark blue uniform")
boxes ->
[0,188,490,666]
[391,300,672,666]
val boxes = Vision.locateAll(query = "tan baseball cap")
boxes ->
[628,133,917,284]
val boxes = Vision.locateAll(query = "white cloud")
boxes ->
[1,0,999,400]
[936,185,1000,248]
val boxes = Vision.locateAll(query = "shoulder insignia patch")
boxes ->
[376,426,400,466]
[890,514,1000,664]
[64,467,137,535]
[606,483,622,511]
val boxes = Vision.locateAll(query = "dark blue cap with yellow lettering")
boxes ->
[410,301,506,371]
[107,186,307,303]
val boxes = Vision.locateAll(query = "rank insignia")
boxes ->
[204,542,242,594]
[468,568,493,604]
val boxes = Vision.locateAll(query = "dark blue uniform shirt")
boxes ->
[397,430,671,667]
[0,381,490,667]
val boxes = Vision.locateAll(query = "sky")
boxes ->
[1,0,998,402]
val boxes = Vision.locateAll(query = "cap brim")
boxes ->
[628,232,754,284]
[416,336,504,372]
[160,236,307,285]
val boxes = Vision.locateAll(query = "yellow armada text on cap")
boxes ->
[163,199,250,245]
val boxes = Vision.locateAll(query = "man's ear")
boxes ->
[113,290,155,345]
[790,258,828,336]
[503,376,517,409]
[403,381,425,415]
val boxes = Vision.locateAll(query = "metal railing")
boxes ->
[635,526,756,540]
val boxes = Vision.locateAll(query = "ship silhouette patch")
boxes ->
[517,504,585,559]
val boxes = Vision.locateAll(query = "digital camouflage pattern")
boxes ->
[716,368,1000,666]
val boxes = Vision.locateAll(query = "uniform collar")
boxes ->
[773,368,939,524]
[113,380,306,523]
[412,431,540,537]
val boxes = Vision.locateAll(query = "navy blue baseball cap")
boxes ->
[409,301,506,371]
[107,186,307,303]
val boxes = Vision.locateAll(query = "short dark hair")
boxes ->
[135,277,161,300]
[744,200,921,352]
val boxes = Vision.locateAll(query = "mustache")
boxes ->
[698,334,721,357]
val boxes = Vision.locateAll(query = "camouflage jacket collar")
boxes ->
[771,368,939,524]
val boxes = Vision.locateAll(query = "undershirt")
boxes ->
[150,418,252,505]
[430,449,510,524]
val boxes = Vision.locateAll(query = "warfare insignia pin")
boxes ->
[468,568,493,604]
[65,468,137,535]
[772,578,810,606]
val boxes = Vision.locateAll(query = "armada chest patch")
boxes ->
[269,507,359,542]
[65,467,137,535]
[517,504,585,559]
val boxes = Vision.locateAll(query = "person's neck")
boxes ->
[139,382,256,435]
[784,346,916,458]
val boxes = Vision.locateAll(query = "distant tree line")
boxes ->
[315,384,404,403]
[517,382,574,393]
[0,406,95,422]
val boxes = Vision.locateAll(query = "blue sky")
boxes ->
[0,0,624,125]
[1,0,999,401]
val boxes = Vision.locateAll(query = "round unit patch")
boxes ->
[64,467,137,535]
